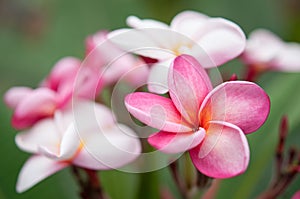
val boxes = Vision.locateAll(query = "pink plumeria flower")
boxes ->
[108,10,246,93]
[292,191,300,199]
[241,29,300,72]
[84,30,149,87]
[4,57,99,129]
[15,100,141,193]
[125,54,270,178]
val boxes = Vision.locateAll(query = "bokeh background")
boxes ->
[1,0,300,198]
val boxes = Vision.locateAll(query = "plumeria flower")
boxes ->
[292,191,300,199]
[241,29,300,72]
[15,100,141,193]
[4,57,99,129]
[108,10,246,93]
[125,54,270,178]
[84,30,149,87]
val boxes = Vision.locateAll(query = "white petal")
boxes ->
[16,155,68,193]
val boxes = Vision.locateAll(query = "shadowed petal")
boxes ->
[200,81,270,134]
[74,124,141,169]
[125,92,192,132]
[169,55,212,126]
[190,121,249,178]
[148,128,205,154]
[147,61,171,94]
[16,155,68,193]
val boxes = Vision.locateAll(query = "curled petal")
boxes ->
[15,118,60,153]
[39,123,80,161]
[16,155,68,193]
[190,121,249,178]
[125,92,192,132]
[169,55,212,125]
[200,81,270,134]
[74,124,141,169]
[148,129,205,154]
[12,88,57,129]
[4,87,32,109]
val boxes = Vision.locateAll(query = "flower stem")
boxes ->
[71,166,105,199]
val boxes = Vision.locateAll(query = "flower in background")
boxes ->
[292,191,300,199]
[108,10,246,93]
[84,30,149,87]
[241,29,300,73]
[15,100,141,193]
[4,57,100,129]
[125,55,270,178]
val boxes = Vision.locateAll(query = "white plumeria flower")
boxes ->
[241,29,300,72]
[15,100,141,193]
[108,10,246,93]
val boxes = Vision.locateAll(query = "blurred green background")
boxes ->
[1,0,300,198]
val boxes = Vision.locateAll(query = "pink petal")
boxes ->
[15,118,60,154]
[242,29,283,65]
[127,16,169,29]
[73,124,141,170]
[12,88,57,129]
[190,121,250,178]
[169,55,212,126]
[272,42,300,72]
[125,92,192,132]
[147,61,171,94]
[170,10,209,38]
[200,81,270,134]
[43,57,81,91]
[292,191,300,199]
[193,18,246,67]
[4,87,32,109]
[148,129,205,154]
[85,30,109,55]
[16,155,68,193]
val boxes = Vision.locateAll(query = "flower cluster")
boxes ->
[4,10,300,198]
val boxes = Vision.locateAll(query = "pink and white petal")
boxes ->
[4,87,33,109]
[127,16,169,29]
[170,10,209,38]
[147,61,171,94]
[125,92,192,132]
[12,88,57,129]
[242,29,283,64]
[271,42,300,72]
[292,191,300,199]
[190,121,250,178]
[15,118,60,153]
[193,18,246,67]
[85,30,109,55]
[16,155,68,193]
[200,81,270,134]
[108,29,175,60]
[169,55,212,125]
[148,128,205,154]
[39,123,80,161]
[74,124,141,170]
